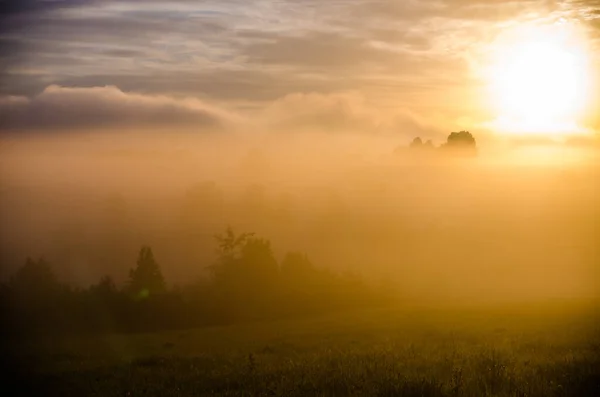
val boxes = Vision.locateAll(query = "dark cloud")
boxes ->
[0,67,360,101]
[0,6,230,66]
[0,0,90,16]
[15,8,228,41]
[0,1,233,76]
[0,37,22,70]
[0,85,237,131]
[0,84,444,138]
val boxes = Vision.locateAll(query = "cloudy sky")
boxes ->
[1,0,599,139]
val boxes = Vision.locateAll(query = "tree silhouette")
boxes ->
[211,228,278,289]
[211,227,254,277]
[90,275,118,298]
[239,237,279,287]
[447,130,475,145]
[11,257,60,298]
[209,227,255,300]
[410,137,423,148]
[5,257,66,334]
[209,228,281,317]
[443,131,477,156]
[86,275,123,332]
[128,246,166,299]
[281,252,316,284]
[0,226,390,333]
[406,137,435,153]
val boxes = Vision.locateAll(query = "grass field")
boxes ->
[5,303,600,396]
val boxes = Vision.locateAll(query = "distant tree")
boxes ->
[211,228,278,288]
[209,227,255,291]
[443,131,477,156]
[85,275,123,331]
[213,227,254,265]
[239,237,279,286]
[447,130,476,146]
[91,275,118,298]
[410,137,423,148]
[128,246,166,299]
[280,252,322,311]
[10,257,60,298]
[5,257,67,334]
[209,228,281,318]
[406,137,435,154]
[281,252,316,284]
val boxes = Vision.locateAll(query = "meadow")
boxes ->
[5,303,599,397]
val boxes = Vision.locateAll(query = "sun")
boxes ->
[485,22,593,137]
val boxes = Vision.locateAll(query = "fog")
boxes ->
[1,130,599,304]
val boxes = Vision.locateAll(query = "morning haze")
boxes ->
[1,0,599,396]
[1,131,599,302]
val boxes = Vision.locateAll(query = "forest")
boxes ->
[1,227,389,336]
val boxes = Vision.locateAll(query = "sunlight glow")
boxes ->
[485,22,594,138]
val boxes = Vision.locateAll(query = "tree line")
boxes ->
[397,131,478,157]
[0,228,389,337]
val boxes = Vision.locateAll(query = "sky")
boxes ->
[0,0,599,141]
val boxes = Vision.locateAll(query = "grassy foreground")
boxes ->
[4,303,600,396]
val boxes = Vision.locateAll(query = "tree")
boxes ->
[239,237,279,287]
[214,227,254,262]
[209,227,255,295]
[10,257,60,298]
[210,227,254,279]
[6,257,66,334]
[407,137,435,153]
[209,228,281,318]
[85,275,123,332]
[410,137,423,148]
[90,275,118,298]
[211,228,278,289]
[281,252,316,283]
[128,246,166,299]
[443,131,477,156]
